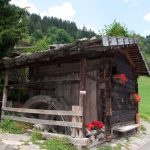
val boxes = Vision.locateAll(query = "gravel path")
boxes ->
[102,119,150,150]
[0,133,41,150]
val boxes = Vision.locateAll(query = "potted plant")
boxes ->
[113,73,128,85]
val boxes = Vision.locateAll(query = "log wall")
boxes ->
[29,59,100,123]
[111,52,137,126]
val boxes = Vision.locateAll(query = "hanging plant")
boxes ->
[113,73,128,85]
[130,93,141,103]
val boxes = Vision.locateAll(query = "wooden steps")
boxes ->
[113,124,140,132]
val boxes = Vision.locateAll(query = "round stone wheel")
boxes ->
[23,95,70,134]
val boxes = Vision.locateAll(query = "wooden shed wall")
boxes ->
[111,52,136,126]
[29,59,100,123]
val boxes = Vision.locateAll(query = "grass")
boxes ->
[138,76,150,121]
[31,128,42,144]
[42,138,76,150]
[0,118,31,134]
[98,144,121,150]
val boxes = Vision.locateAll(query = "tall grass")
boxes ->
[138,76,150,121]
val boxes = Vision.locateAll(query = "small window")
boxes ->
[112,66,118,75]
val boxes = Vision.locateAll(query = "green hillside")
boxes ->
[138,76,150,121]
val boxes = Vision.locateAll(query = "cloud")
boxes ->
[11,1,75,21]
[40,2,75,21]
[10,0,39,14]
[144,12,150,22]
[123,0,136,2]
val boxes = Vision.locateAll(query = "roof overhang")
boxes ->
[0,36,149,76]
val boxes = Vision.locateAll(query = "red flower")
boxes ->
[92,121,104,129]
[114,74,128,84]
[133,93,141,102]
[85,123,94,131]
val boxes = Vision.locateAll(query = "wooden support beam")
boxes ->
[135,77,140,132]
[7,79,80,89]
[2,70,9,110]
[79,58,87,138]
[104,59,112,142]
[79,58,87,108]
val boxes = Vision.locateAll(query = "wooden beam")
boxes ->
[3,107,83,116]
[7,79,80,89]
[79,58,87,108]
[119,48,136,69]
[79,58,87,137]
[104,59,112,142]
[1,115,82,128]
[135,77,140,131]
[2,70,8,109]
[27,130,90,146]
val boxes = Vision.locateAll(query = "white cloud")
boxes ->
[123,0,136,2]
[10,1,75,21]
[10,0,39,14]
[144,12,150,22]
[40,2,75,21]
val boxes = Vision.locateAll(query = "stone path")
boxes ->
[108,119,150,150]
[0,133,41,150]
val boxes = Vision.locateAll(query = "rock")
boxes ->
[2,139,24,146]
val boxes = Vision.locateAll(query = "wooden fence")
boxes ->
[1,105,83,129]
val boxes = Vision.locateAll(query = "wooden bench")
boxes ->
[113,124,140,133]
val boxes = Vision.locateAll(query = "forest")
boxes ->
[1,0,150,95]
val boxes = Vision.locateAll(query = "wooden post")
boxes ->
[79,58,87,138]
[104,59,112,142]
[71,106,79,138]
[1,70,9,117]
[135,76,140,131]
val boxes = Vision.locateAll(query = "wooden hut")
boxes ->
[0,36,149,145]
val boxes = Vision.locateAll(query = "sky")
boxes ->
[10,0,150,36]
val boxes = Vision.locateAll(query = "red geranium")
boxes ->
[133,93,141,102]
[85,121,104,131]
[85,123,94,131]
[114,74,128,84]
[92,121,104,129]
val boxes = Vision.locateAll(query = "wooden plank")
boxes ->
[27,130,90,146]
[79,58,87,108]
[71,106,79,138]
[104,59,112,142]
[114,124,140,132]
[2,70,9,109]
[79,58,87,137]
[7,79,80,89]
[2,115,82,128]
[3,107,82,116]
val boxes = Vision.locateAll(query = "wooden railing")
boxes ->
[1,106,83,129]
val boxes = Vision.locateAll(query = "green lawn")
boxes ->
[138,76,150,121]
